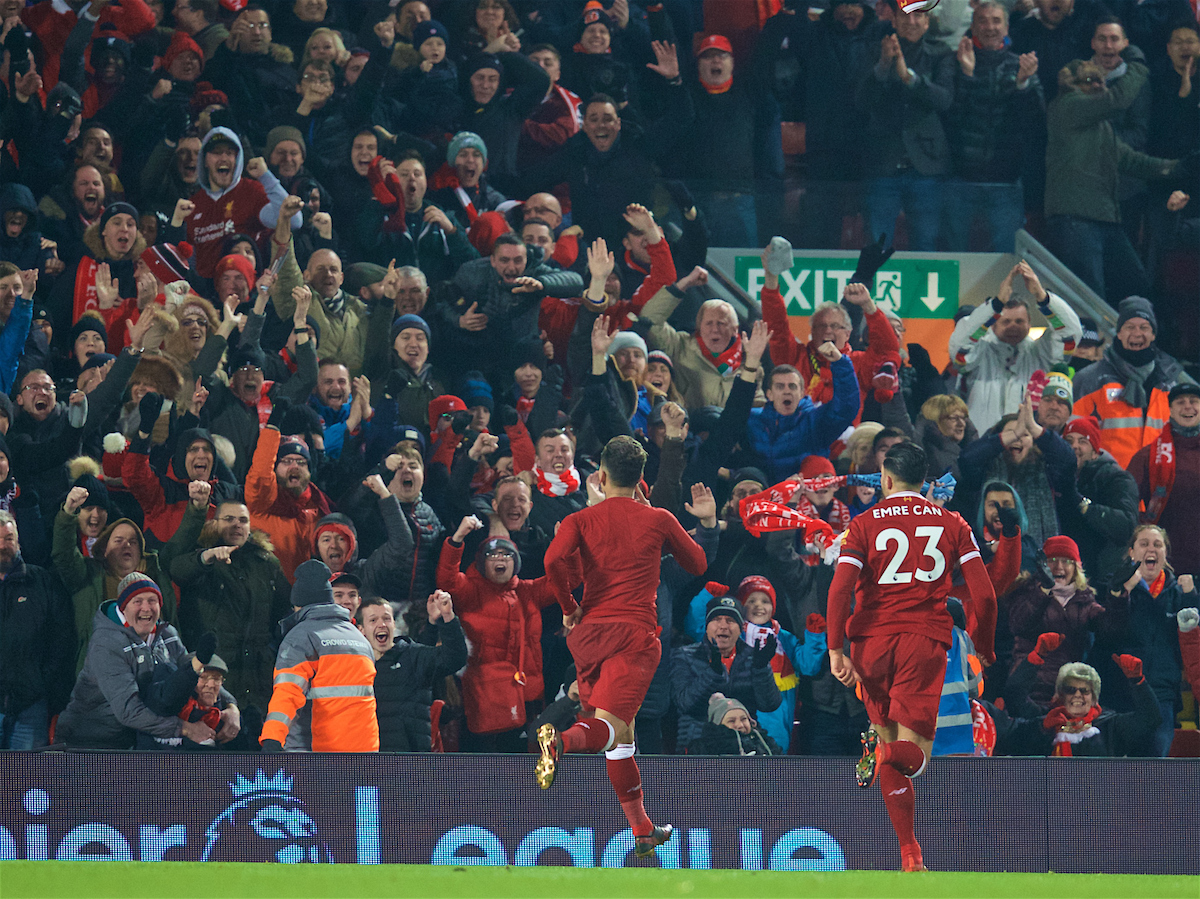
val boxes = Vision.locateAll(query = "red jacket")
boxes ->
[24,0,155,89]
[436,539,559,734]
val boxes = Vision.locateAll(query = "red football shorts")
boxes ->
[851,632,948,741]
[567,619,661,723]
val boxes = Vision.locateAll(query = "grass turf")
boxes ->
[0,862,1195,899]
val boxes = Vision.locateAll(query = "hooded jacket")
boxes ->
[170,525,291,714]
[312,500,414,603]
[185,127,295,278]
[435,538,558,734]
[0,183,53,271]
[120,427,240,546]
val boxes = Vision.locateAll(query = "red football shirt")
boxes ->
[831,491,983,646]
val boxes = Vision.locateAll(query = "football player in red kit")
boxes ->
[539,436,715,859]
[827,442,996,872]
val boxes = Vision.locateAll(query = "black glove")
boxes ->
[163,102,191,143]
[386,369,408,400]
[281,402,324,437]
[1033,550,1055,589]
[450,409,473,435]
[1110,556,1141,593]
[850,233,894,287]
[990,296,1004,315]
[267,396,292,430]
[495,404,519,429]
[707,640,725,676]
[194,632,217,666]
[662,179,696,214]
[259,738,283,753]
[138,392,165,431]
[996,506,1020,538]
[753,633,778,668]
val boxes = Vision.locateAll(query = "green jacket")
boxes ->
[170,526,292,714]
[1045,60,1177,222]
[54,504,205,674]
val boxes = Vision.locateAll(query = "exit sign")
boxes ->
[733,256,960,320]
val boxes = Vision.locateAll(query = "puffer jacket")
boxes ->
[374,618,467,752]
[671,637,782,749]
[435,538,558,734]
[688,720,782,756]
[169,526,291,714]
[1116,572,1190,707]
[262,601,379,751]
[56,603,191,749]
[396,497,446,604]
[0,182,53,271]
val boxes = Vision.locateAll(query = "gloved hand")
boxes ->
[194,632,217,666]
[1112,653,1144,683]
[259,738,284,753]
[990,296,1004,315]
[707,640,725,676]
[495,404,519,429]
[850,233,894,287]
[1028,632,1065,666]
[386,369,408,400]
[450,409,473,435]
[996,506,1020,538]
[1178,608,1199,633]
[662,179,696,214]
[163,102,191,143]
[1110,556,1142,594]
[704,580,729,598]
[1033,551,1056,590]
[138,392,165,431]
[806,613,827,634]
[753,633,778,667]
[266,396,292,430]
[281,402,324,437]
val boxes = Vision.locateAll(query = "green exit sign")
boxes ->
[732,256,960,320]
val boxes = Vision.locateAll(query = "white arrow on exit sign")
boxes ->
[921,273,946,311]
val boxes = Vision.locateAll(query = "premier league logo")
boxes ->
[201,770,334,863]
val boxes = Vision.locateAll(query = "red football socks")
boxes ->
[878,739,925,777]
[606,746,652,837]
[561,717,615,754]
[878,763,919,860]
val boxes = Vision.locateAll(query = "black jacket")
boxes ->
[671,636,781,748]
[689,720,782,756]
[0,557,74,717]
[374,618,467,752]
[1055,453,1140,585]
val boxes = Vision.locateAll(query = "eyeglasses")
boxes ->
[278,456,309,466]
[1061,685,1093,696]
[217,515,250,525]
[181,317,209,328]
[21,383,54,394]
[235,364,262,373]
[1080,76,1104,85]
[942,414,967,424]
[244,21,270,31]
[485,551,514,560]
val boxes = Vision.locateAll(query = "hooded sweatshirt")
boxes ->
[186,127,296,278]
[0,183,52,271]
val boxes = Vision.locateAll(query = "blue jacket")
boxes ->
[746,355,860,481]
[307,395,362,460]
[0,297,32,394]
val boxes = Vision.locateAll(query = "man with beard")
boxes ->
[170,499,291,720]
[358,591,467,752]
[39,165,106,266]
[246,407,333,582]
[307,361,372,461]
[310,474,414,601]
[0,510,74,749]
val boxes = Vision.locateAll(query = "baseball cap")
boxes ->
[697,34,733,55]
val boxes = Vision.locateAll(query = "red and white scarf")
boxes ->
[1044,705,1102,756]
[745,619,797,690]
[794,496,851,565]
[252,381,276,427]
[533,464,580,497]
[696,332,743,376]
[738,480,835,549]
[1144,423,1176,523]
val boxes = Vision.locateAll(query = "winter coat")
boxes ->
[262,601,379,752]
[392,497,445,605]
[204,43,299,147]
[356,196,479,284]
[311,498,414,603]
[436,539,558,734]
[746,356,861,482]
[914,416,978,481]
[0,295,32,396]
[54,503,202,674]
[56,603,190,750]
[688,720,782,756]
[169,527,291,714]
[1056,452,1140,584]
[0,557,75,718]
[0,183,54,271]
[368,361,447,439]
[947,294,1082,434]
[1115,572,1191,707]
[946,47,1045,182]
[671,637,782,748]
[374,618,468,752]
[1045,56,1178,223]
[245,427,334,583]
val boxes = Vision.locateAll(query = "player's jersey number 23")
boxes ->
[875,526,945,584]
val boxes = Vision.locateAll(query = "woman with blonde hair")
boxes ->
[300,27,350,73]
[915,394,978,480]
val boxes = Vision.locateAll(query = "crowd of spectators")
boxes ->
[0,0,1195,761]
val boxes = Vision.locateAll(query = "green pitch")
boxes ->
[1,862,1195,899]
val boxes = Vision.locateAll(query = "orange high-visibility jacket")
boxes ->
[262,602,379,751]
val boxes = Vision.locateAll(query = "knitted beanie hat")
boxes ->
[447,131,487,165]
[736,575,776,614]
[1116,296,1157,335]
[1042,535,1081,565]
[708,692,748,725]
[117,572,162,612]
[141,241,194,284]
[1062,417,1102,452]
[291,559,334,607]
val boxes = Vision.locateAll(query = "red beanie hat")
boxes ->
[214,253,257,288]
[1062,417,1103,453]
[799,455,836,479]
[736,575,776,614]
[1042,536,1081,564]
[467,211,513,256]
[428,394,467,433]
[141,241,193,284]
[161,29,204,73]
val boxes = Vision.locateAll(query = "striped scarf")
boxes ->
[696,332,742,376]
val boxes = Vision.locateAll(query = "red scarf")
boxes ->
[251,381,276,427]
[278,347,298,375]
[702,76,733,94]
[73,257,101,323]
[1146,569,1167,598]
[533,464,580,497]
[696,332,743,376]
[1144,423,1176,523]
[516,395,535,423]
[804,341,845,405]
[1043,704,1103,756]
[794,496,851,565]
